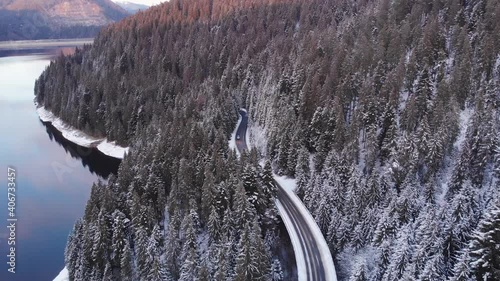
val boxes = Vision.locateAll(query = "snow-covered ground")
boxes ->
[248,123,267,156]
[273,174,297,193]
[454,107,474,150]
[37,106,129,159]
[53,267,69,281]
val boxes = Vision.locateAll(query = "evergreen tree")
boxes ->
[234,219,269,281]
[120,239,134,281]
[233,182,255,228]
[349,259,368,281]
[207,205,221,244]
[448,249,473,281]
[201,166,216,223]
[179,244,198,281]
[383,225,415,281]
[146,224,168,281]
[295,146,310,199]
[469,200,500,280]
[270,259,284,281]
[164,221,180,280]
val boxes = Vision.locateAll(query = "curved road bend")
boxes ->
[235,109,249,152]
[235,109,336,281]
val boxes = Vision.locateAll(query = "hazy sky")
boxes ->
[121,0,167,5]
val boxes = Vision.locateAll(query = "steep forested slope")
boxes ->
[35,0,500,280]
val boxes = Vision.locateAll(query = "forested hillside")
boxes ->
[35,0,500,280]
[0,0,129,40]
[0,10,101,40]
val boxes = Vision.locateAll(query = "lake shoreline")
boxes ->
[36,106,129,159]
[0,38,94,50]
[0,52,103,281]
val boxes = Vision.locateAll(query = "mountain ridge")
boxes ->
[113,1,149,14]
[0,0,129,40]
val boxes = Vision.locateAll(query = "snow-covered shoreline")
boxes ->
[53,267,69,281]
[36,106,129,159]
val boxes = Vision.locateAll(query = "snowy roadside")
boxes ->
[228,109,244,157]
[274,174,337,281]
[240,108,249,150]
[36,106,129,159]
[275,200,307,281]
[53,267,69,281]
[230,111,336,281]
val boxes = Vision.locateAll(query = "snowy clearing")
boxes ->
[273,174,297,193]
[454,107,474,150]
[37,106,129,159]
[248,123,267,156]
[52,267,69,281]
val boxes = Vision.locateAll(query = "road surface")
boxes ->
[235,109,248,152]
[235,109,336,281]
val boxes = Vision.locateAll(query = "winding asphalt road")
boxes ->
[235,109,336,281]
[235,109,249,152]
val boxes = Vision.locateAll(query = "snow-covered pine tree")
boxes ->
[146,224,168,281]
[270,259,284,281]
[120,239,134,281]
[469,200,500,280]
[448,248,474,281]
[294,146,310,199]
[382,225,415,281]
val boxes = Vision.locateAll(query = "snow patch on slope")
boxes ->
[454,107,474,150]
[37,106,129,159]
[274,174,297,193]
[438,106,474,203]
[248,123,267,156]
[53,267,69,281]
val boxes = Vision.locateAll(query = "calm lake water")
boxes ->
[0,48,119,281]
